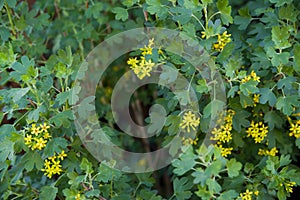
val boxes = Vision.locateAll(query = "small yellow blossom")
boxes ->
[213,31,231,51]
[285,181,296,193]
[182,137,198,145]
[41,152,66,178]
[215,144,233,157]
[57,150,67,160]
[75,193,81,200]
[289,120,300,138]
[253,94,260,106]
[33,137,47,150]
[254,190,259,196]
[240,189,253,200]
[258,147,278,156]
[31,124,41,136]
[179,111,200,133]
[40,122,50,132]
[246,121,268,143]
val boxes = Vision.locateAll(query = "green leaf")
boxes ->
[80,158,94,174]
[172,146,196,175]
[146,0,168,19]
[77,96,95,120]
[271,26,291,49]
[259,88,277,106]
[276,95,300,115]
[159,66,178,85]
[95,162,122,183]
[205,159,224,177]
[28,105,46,122]
[240,79,259,95]
[20,151,43,171]
[196,79,209,94]
[203,99,226,119]
[279,4,299,22]
[234,7,252,30]
[39,186,58,200]
[216,0,233,25]
[44,138,68,157]
[232,110,250,133]
[0,139,14,162]
[293,44,300,72]
[112,7,128,21]
[173,177,193,200]
[165,115,181,135]
[226,158,242,178]
[50,110,73,128]
[147,104,167,135]
[269,0,293,7]
[217,190,239,200]
[206,178,222,194]
[264,111,284,130]
[10,87,30,103]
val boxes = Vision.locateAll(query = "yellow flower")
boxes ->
[57,150,67,160]
[240,189,253,200]
[43,132,51,139]
[31,124,41,136]
[213,31,231,51]
[246,121,268,143]
[33,137,47,150]
[40,122,50,132]
[179,111,200,133]
[24,134,33,145]
[254,190,259,196]
[284,181,296,193]
[258,147,278,156]
[41,156,64,178]
[182,137,198,145]
[253,94,260,106]
[127,57,139,67]
[75,193,81,200]
[289,120,300,138]
[215,144,233,157]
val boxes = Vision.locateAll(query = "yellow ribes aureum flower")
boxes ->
[246,121,268,143]
[288,119,300,138]
[213,31,231,51]
[179,111,200,133]
[41,151,67,178]
[258,147,278,156]
[24,122,52,151]
[211,110,235,157]
[239,189,259,200]
[127,38,157,80]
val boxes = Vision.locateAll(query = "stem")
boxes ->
[207,11,221,23]
[5,3,16,35]
[192,14,205,30]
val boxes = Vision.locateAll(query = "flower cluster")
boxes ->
[239,189,259,200]
[253,94,260,107]
[127,38,156,80]
[24,123,51,150]
[41,151,67,178]
[258,147,278,156]
[241,70,260,83]
[246,121,268,143]
[288,118,300,138]
[282,181,296,193]
[182,137,198,145]
[212,110,235,157]
[213,31,231,51]
[179,111,200,133]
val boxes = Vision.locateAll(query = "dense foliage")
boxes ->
[1,0,300,199]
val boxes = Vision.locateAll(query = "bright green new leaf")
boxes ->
[216,0,233,25]
[226,158,242,178]
[272,26,291,49]
[112,7,129,21]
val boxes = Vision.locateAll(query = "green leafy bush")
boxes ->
[1,0,300,199]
